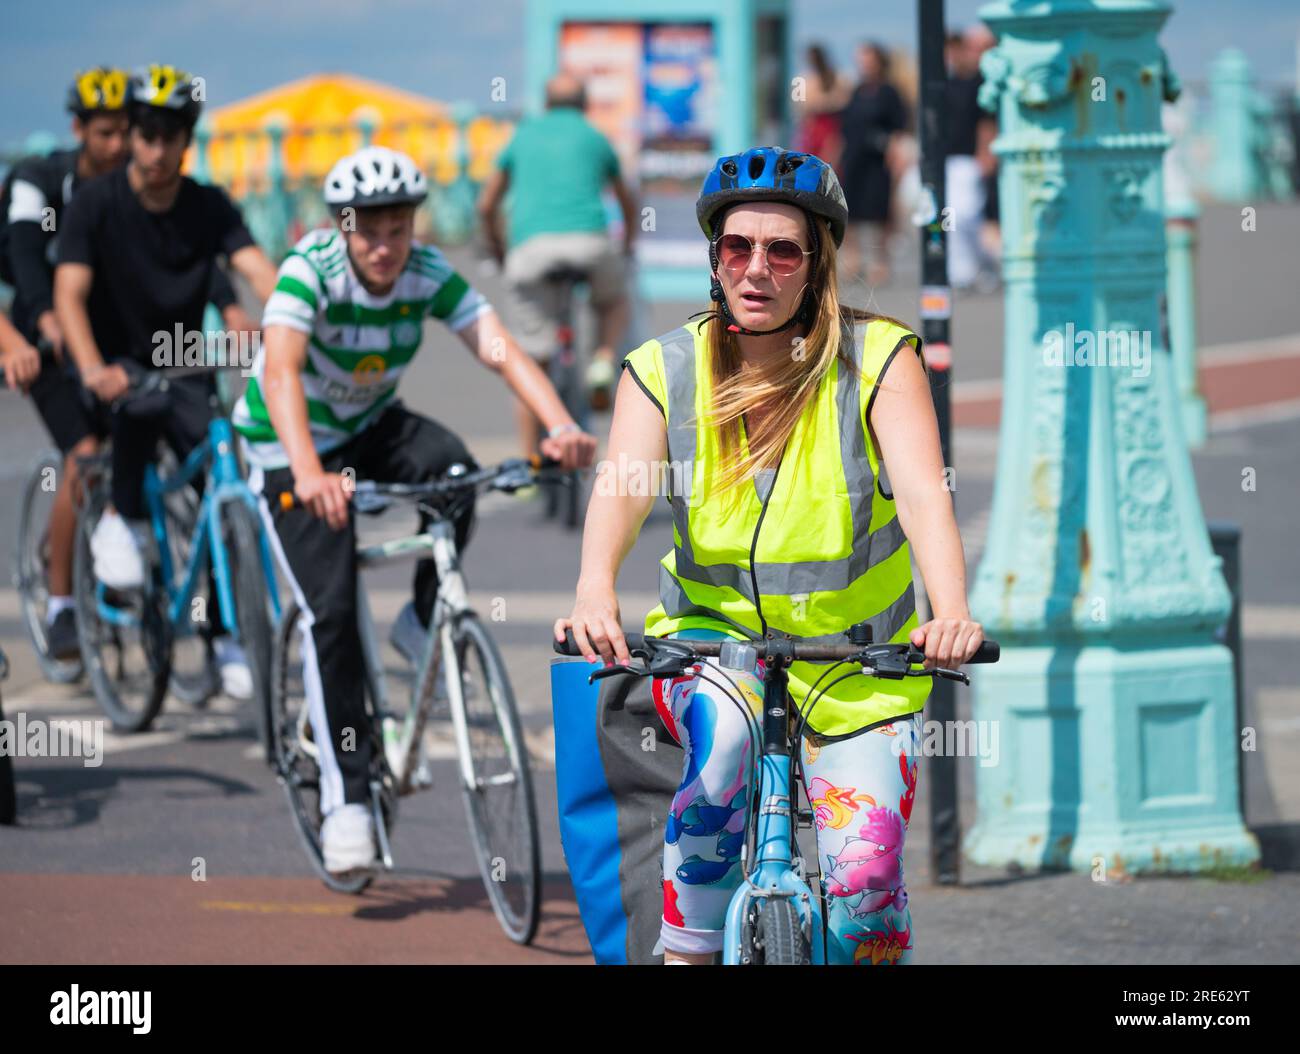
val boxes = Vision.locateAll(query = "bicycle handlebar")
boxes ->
[275,454,567,512]
[553,627,999,685]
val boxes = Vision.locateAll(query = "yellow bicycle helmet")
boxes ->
[66,67,130,117]
[128,64,202,126]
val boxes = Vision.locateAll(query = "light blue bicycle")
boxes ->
[556,625,998,963]
[73,363,281,737]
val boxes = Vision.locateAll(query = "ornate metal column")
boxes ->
[967,0,1258,875]
[1209,48,1257,202]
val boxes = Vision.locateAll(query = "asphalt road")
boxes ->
[1,202,1298,964]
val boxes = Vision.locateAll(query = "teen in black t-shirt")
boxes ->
[56,70,276,525]
[58,166,256,366]
[53,64,278,699]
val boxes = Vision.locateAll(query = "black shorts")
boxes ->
[27,354,109,455]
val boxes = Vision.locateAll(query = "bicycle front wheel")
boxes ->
[743,898,810,965]
[15,451,83,684]
[221,500,274,759]
[73,492,171,732]
[445,612,540,945]
[162,476,215,708]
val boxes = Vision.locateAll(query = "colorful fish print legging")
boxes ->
[653,629,921,965]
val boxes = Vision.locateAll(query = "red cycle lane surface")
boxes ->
[0,873,595,964]
[953,344,1300,428]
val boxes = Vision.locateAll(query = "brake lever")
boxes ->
[906,665,970,686]
[588,663,641,683]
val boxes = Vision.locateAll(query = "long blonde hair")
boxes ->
[692,213,917,499]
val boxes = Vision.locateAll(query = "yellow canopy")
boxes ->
[195,73,507,194]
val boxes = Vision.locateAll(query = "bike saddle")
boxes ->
[540,265,590,285]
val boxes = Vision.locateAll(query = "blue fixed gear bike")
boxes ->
[556,624,999,964]
[72,363,281,737]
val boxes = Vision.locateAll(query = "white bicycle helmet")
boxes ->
[323,146,428,210]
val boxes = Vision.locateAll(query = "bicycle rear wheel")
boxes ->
[221,500,274,759]
[15,451,83,684]
[73,489,171,732]
[445,612,540,945]
[269,600,372,894]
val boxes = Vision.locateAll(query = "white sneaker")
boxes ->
[320,803,378,874]
[213,636,253,701]
[90,511,146,590]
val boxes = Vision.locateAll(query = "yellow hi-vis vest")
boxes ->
[621,315,931,738]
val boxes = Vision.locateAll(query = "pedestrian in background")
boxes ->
[795,44,852,174]
[944,28,1000,291]
[838,42,908,289]
[477,72,638,438]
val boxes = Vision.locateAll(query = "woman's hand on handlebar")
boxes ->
[554,585,631,666]
[293,469,353,531]
[539,426,598,471]
[910,617,984,670]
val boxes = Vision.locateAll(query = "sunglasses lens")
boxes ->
[767,240,805,274]
[718,235,752,272]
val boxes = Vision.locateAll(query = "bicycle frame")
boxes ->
[720,656,828,964]
[354,518,473,799]
[346,515,493,872]
[94,416,281,634]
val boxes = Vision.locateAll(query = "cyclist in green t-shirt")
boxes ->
[478,72,638,442]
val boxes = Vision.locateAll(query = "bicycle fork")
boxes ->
[721,660,827,964]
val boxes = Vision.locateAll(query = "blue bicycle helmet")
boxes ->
[697,147,848,248]
[696,147,848,336]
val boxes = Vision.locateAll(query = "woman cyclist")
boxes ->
[554,147,983,965]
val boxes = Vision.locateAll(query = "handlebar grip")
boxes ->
[553,627,647,657]
[971,641,999,664]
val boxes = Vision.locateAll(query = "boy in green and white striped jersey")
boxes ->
[234,147,596,877]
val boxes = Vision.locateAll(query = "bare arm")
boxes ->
[975,117,998,178]
[54,261,128,401]
[454,308,596,469]
[229,245,279,304]
[554,367,665,665]
[869,342,983,667]
[54,262,101,375]
[476,168,509,265]
[610,174,638,255]
[260,324,351,530]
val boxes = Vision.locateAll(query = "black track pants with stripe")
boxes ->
[251,403,478,811]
